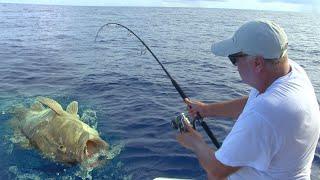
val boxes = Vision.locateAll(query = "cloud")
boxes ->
[161,0,228,7]
[164,0,226,1]
[162,0,227,4]
[258,0,314,4]
[259,0,320,13]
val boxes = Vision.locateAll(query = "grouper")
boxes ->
[10,97,109,166]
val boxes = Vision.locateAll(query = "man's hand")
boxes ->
[176,118,240,179]
[184,98,208,119]
[176,118,206,152]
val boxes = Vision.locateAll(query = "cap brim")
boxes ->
[211,37,241,57]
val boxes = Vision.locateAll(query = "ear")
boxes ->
[253,56,265,73]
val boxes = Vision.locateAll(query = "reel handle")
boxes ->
[192,112,202,129]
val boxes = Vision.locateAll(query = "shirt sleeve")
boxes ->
[215,111,278,171]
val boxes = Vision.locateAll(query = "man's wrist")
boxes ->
[192,138,208,154]
[203,103,210,117]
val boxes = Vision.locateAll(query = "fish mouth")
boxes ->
[81,138,109,168]
[85,139,108,157]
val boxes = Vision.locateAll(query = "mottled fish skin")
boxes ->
[11,97,109,164]
[21,109,56,140]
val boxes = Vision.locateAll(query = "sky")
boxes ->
[0,0,319,13]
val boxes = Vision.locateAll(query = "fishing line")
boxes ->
[95,23,221,149]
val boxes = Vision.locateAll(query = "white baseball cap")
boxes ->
[211,20,288,59]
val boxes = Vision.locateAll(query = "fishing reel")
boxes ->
[171,112,221,148]
[171,113,196,133]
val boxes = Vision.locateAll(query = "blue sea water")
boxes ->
[0,3,320,179]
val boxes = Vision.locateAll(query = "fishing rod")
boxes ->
[95,23,221,149]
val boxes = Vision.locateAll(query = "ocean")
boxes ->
[0,3,319,179]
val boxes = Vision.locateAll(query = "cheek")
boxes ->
[237,61,252,80]
[237,65,246,79]
[237,62,246,73]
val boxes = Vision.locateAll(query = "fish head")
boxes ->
[46,115,109,166]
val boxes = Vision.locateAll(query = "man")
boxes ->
[176,20,320,179]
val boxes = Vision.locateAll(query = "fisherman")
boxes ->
[176,20,320,179]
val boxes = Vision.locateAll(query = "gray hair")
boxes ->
[264,53,288,66]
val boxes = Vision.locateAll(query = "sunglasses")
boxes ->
[228,53,249,66]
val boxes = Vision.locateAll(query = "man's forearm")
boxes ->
[205,96,248,119]
[193,142,239,179]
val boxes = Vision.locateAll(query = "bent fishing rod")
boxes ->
[95,23,221,149]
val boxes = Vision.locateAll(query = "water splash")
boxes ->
[76,142,125,180]
[80,109,98,129]
[8,166,42,180]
